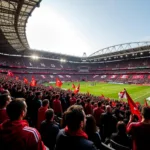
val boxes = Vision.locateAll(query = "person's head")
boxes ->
[76,99,81,104]
[2,90,10,96]
[6,99,27,121]
[55,94,59,100]
[36,92,42,99]
[65,105,86,131]
[114,108,120,116]
[117,121,126,134]
[45,109,54,121]
[72,93,75,98]
[42,99,49,108]
[87,98,91,103]
[0,94,11,108]
[142,107,150,120]
[85,114,97,135]
[106,105,112,113]
[98,101,102,107]
[29,91,33,96]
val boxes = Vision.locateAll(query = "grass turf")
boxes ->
[44,82,150,104]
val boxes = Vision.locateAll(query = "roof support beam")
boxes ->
[3,0,36,7]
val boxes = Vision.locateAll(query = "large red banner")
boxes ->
[132,75,144,79]
[148,75,150,79]
[120,75,128,79]
[110,75,117,79]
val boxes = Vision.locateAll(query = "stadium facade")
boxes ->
[1,0,150,84]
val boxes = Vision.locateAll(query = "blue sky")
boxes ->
[26,0,150,56]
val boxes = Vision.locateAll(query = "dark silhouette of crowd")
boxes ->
[0,75,150,150]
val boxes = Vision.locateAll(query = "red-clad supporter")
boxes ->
[93,101,104,126]
[37,99,49,129]
[0,94,11,124]
[0,85,4,92]
[0,99,46,150]
[93,102,98,109]
[52,94,62,117]
[91,101,95,109]
[127,107,150,150]
[69,93,76,106]
[85,99,93,115]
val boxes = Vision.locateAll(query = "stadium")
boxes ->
[0,1,150,150]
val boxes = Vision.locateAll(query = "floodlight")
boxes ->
[60,59,66,62]
[31,55,39,60]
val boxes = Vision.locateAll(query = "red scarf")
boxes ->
[64,126,88,139]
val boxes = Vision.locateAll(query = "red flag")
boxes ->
[125,89,142,121]
[72,83,75,89]
[30,76,36,87]
[7,71,14,77]
[74,84,80,94]
[23,78,28,84]
[56,78,63,87]
[112,101,116,107]
[144,99,149,107]
[16,76,19,81]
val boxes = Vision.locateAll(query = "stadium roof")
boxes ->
[0,1,150,62]
[88,41,150,59]
[0,0,41,53]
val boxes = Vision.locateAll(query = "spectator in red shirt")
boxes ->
[53,94,62,117]
[127,106,150,150]
[0,94,11,124]
[93,101,104,126]
[37,99,49,130]
[0,85,4,93]
[0,99,46,150]
[85,99,93,115]
[69,93,76,106]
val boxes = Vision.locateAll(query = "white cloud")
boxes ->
[26,5,92,56]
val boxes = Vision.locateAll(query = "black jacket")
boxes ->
[40,120,59,150]
[88,132,101,149]
[100,112,117,139]
[55,129,98,150]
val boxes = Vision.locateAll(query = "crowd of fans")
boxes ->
[0,75,150,150]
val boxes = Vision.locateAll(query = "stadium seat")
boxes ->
[110,140,131,150]
[101,142,115,150]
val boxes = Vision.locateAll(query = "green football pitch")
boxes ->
[44,82,150,104]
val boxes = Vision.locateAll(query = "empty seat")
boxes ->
[110,140,131,150]
[101,142,115,150]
